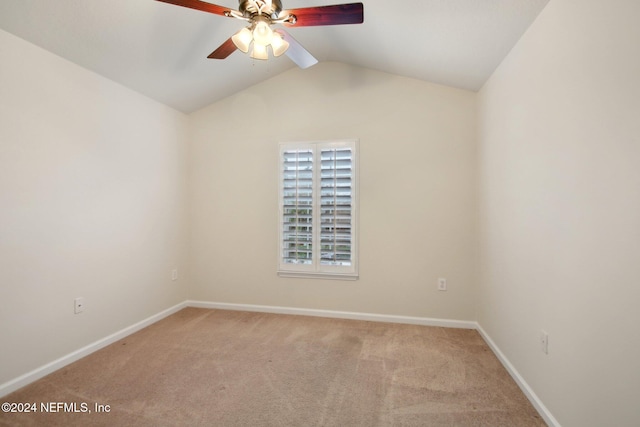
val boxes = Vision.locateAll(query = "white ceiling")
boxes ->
[0,0,549,113]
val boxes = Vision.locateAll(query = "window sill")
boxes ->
[278,271,359,281]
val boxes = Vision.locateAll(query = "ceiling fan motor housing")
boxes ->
[238,0,283,19]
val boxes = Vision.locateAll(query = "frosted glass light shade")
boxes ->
[270,33,289,57]
[252,21,273,46]
[251,42,269,60]
[232,27,252,53]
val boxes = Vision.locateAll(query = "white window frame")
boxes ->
[278,139,359,280]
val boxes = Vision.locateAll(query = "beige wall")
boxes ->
[0,30,190,385]
[477,0,640,426]
[189,62,478,320]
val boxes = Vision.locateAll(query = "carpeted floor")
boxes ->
[0,308,546,426]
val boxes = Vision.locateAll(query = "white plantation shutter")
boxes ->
[282,149,314,265]
[279,140,358,279]
[320,148,353,266]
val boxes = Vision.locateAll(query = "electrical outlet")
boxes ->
[540,330,549,354]
[171,269,178,281]
[74,297,85,314]
[438,278,447,291]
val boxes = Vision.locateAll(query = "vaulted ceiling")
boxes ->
[0,0,549,113]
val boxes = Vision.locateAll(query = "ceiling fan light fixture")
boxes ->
[232,27,252,53]
[270,32,289,57]
[160,0,363,68]
[250,42,269,60]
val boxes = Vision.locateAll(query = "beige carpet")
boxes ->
[0,308,546,426]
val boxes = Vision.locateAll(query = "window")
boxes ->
[278,140,358,280]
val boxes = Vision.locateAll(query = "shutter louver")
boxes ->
[320,148,352,266]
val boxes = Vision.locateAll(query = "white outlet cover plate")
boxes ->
[74,297,85,314]
[540,330,549,354]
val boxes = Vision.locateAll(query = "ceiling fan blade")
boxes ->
[155,0,233,17]
[277,30,318,69]
[283,3,363,27]
[207,37,237,59]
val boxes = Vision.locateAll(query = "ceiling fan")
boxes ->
[155,0,364,69]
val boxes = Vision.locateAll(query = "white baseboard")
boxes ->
[186,300,477,329]
[476,324,561,427]
[0,301,187,398]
